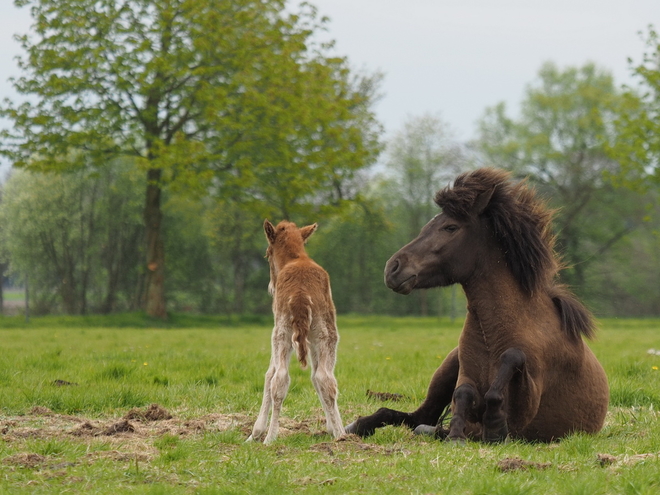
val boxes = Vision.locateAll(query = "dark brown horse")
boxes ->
[346,168,609,442]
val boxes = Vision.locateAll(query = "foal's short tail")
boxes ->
[289,294,312,369]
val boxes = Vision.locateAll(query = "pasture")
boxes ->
[0,315,659,494]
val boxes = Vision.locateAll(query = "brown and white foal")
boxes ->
[247,220,345,444]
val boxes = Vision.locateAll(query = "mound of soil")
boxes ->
[124,404,172,422]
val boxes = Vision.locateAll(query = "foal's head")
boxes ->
[384,168,558,295]
[263,220,318,294]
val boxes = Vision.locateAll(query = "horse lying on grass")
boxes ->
[346,168,609,442]
[248,220,345,444]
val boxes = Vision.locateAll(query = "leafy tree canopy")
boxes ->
[610,26,660,191]
[1,0,383,317]
[476,62,643,289]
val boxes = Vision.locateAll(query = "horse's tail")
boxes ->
[550,285,595,340]
[289,294,312,369]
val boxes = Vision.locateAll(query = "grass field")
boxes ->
[1,314,660,494]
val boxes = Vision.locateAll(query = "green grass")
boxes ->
[0,315,659,493]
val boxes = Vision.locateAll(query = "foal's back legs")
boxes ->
[309,332,345,439]
[248,328,294,444]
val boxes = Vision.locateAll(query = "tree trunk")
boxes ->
[144,168,167,319]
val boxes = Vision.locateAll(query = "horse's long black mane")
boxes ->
[434,168,595,340]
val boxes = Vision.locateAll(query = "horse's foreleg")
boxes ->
[482,347,526,442]
[346,347,459,437]
[447,382,482,442]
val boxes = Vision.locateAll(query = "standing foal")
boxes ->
[247,220,345,444]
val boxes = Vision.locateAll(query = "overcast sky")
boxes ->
[1,0,658,145]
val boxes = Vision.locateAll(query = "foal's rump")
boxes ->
[287,292,313,369]
[276,261,334,370]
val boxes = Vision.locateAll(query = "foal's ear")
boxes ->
[264,220,277,244]
[300,223,318,243]
[473,185,496,216]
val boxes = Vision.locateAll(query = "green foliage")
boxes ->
[0,0,383,318]
[476,62,648,295]
[0,162,145,314]
[385,113,469,236]
[2,0,382,187]
[610,25,660,190]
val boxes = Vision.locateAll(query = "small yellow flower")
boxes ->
[653,366,658,371]
[143,362,148,366]
[386,357,391,360]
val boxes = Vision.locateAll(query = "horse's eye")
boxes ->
[443,225,459,233]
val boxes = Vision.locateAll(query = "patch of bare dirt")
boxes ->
[124,403,172,422]
[85,450,151,463]
[29,406,53,416]
[0,406,254,445]
[597,452,660,468]
[308,435,412,457]
[101,420,135,436]
[497,457,552,472]
[2,453,47,468]
[1,406,370,469]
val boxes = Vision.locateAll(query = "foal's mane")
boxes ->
[434,168,595,339]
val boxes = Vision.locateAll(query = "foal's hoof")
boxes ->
[413,424,436,437]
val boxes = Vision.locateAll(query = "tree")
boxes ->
[610,26,660,190]
[476,62,643,291]
[0,163,144,314]
[384,113,468,315]
[0,0,382,318]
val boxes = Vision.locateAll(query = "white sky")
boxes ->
[1,0,658,145]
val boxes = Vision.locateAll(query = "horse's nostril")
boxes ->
[390,258,400,273]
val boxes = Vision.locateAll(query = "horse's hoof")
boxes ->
[413,424,436,436]
[344,421,358,435]
[446,436,467,446]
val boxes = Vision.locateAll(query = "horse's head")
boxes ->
[264,219,317,295]
[384,185,496,295]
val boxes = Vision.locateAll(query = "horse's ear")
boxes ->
[473,185,496,215]
[300,223,318,243]
[264,220,276,244]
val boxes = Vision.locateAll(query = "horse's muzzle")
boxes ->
[384,254,417,294]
